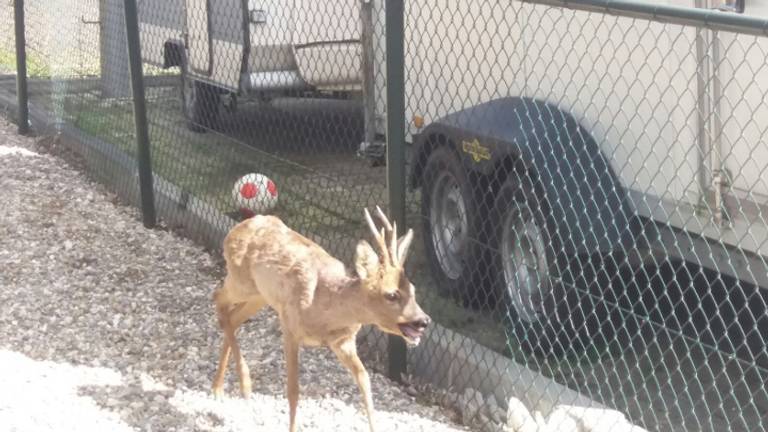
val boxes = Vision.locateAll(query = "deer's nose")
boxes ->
[412,316,431,329]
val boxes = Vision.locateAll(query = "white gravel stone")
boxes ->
[0,118,469,432]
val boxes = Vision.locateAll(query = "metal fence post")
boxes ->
[385,0,408,381]
[123,0,156,228]
[101,0,132,98]
[13,0,29,135]
[360,0,376,154]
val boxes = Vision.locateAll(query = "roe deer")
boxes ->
[211,206,431,432]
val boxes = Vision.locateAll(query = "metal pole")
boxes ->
[385,0,408,382]
[692,0,717,219]
[360,0,377,156]
[710,29,728,226]
[101,0,131,98]
[14,0,29,135]
[123,0,156,228]
[694,14,711,215]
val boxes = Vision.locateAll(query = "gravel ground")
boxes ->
[0,117,469,432]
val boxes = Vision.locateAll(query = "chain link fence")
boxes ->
[3,0,768,431]
[398,1,768,430]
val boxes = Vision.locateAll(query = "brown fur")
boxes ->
[211,208,430,432]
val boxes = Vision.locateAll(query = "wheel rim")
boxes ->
[500,203,550,324]
[429,170,468,280]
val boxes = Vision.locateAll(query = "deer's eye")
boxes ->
[384,291,400,302]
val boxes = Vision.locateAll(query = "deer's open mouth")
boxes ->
[398,322,426,346]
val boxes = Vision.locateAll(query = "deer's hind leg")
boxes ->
[213,290,266,398]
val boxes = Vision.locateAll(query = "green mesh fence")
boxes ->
[3,0,768,431]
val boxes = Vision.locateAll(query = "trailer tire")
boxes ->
[489,171,581,357]
[180,69,220,133]
[420,146,490,308]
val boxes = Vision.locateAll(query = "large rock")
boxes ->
[502,397,651,432]
[505,397,538,432]
[543,408,581,432]
[551,406,650,432]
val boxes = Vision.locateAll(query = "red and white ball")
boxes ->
[232,173,278,217]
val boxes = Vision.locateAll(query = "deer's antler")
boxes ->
[364,206,414,267]
[363,207,391,265]
[375,206,399,264]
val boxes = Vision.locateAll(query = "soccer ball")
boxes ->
[232,173,279,218]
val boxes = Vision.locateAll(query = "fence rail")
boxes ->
[526,0,768,35]
[4,0,768,431]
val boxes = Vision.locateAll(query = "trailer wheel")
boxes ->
[180,68,220,133]
[489,172,578,357]
[420,146,488,307]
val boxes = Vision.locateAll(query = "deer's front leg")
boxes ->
[283,332,301,432]
[331,336,375,432]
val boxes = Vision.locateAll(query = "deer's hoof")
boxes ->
[240,382,252,399]
[212,385,226,400]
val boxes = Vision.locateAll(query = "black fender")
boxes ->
[162,39,185,69]
[410,96,639,257]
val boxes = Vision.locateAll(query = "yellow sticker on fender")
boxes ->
[461,139,491,162]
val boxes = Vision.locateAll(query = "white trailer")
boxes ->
[361,0,768,355]
[138,0,768,355]
[137,0,364,131]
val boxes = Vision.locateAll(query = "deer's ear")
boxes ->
[355,240,380,281]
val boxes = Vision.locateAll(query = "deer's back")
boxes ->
[221,215,341,310]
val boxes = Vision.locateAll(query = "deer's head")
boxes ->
[355,206,431,346]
